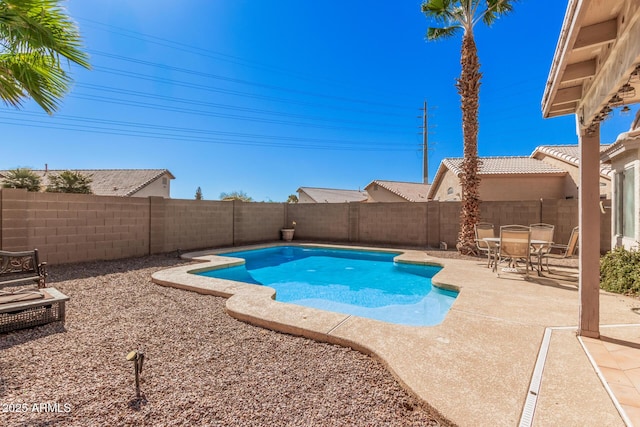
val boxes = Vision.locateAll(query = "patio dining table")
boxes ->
[483,237,552,274]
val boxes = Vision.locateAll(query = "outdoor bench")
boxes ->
[0,249,69,333]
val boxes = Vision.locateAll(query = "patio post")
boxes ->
[578,123,601,338]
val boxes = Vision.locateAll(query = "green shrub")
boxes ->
[2,167,41,191]
[600,246,640,295]
[46,170,92,194]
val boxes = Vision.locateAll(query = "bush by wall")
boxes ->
[600,246,640,296]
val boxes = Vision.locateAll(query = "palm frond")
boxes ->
[426,26,460,41]
[421,0,457,25]
[0,51,69,113]
[0,0,90,68]
[482,0,517,27]
[0,0,89,113]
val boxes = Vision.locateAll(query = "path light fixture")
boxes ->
[127,349,145,399]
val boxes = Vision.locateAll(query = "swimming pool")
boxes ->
[196,246,457,326]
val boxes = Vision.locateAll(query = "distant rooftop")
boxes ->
[0,169,174,197]
[297,187,368,203]
[366,180,431,202]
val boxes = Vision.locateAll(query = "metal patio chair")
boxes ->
[539,226,579,274]
[493,225,531,278]
[475,222,497,268]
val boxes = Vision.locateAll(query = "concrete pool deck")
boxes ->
[151,243,640,427]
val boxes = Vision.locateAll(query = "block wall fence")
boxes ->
[0,188,611,265]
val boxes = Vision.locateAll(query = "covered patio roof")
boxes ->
[542,0,640,129]
[542,0,640,339]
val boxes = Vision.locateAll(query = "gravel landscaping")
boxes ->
[1,253,455,426]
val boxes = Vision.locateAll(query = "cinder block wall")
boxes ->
[286,203,350,242]
[234,202,284,245]
[1,189,150,264]
[358,203,428,246]
[439,202,461,248]
[150,197,233,254]
[0,189,612,264]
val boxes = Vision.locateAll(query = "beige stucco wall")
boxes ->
[131,173,172,198]
[431,171,567,201]
[365,185,407,202]
[480,175,566,200]
[607,147,640,249]
[297,191,316,203]
[431,170,462,201]
[535,154,611,199]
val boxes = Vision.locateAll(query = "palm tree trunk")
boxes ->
[455,32,481,255]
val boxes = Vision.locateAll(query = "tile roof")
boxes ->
[428,157,566,200]
[601,129,640,161]
[442,157,566,176]
[532,144,613,177]
[366,180,431,202]
[0,169,174,197]
[297,187,368,203]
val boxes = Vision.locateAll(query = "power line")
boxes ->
[0,111,420,152]
[73,82,410,131]
[87,50,413,113]
[79,19,419,104]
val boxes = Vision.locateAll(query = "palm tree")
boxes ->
[421,0,515,255]
[0,0,90,114]
[46,170,92,193]
[1,167,41,191]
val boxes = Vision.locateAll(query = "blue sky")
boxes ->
[1,1,637,201]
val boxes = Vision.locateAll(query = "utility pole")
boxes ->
[419,100,429,184]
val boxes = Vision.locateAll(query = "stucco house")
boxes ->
[428,145,613,201]
[296,187,368,203]
[427,157,567,201]
[0,168,175,198]
[601,111,640,249]
[531,144,612,199]
[364,180,431,202]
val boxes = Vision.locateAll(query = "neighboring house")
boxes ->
[601,112,640,249]
[428,157,567,201]
[296,187,368,203]
[531,144,612,199]
[364,180,430,202]
[0,168,175,198]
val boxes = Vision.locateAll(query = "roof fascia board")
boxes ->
[542,0,585,117]
[426,162,450,199]
[579,10,640,127]
[560,59,597,83]
[573,18,617,49]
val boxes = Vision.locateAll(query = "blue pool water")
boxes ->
[196,246,457,326]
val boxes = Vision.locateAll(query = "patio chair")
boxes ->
[474,222,497,268]
[529,223,555,271]
[493,225,531,278]
[539,226,579,273]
